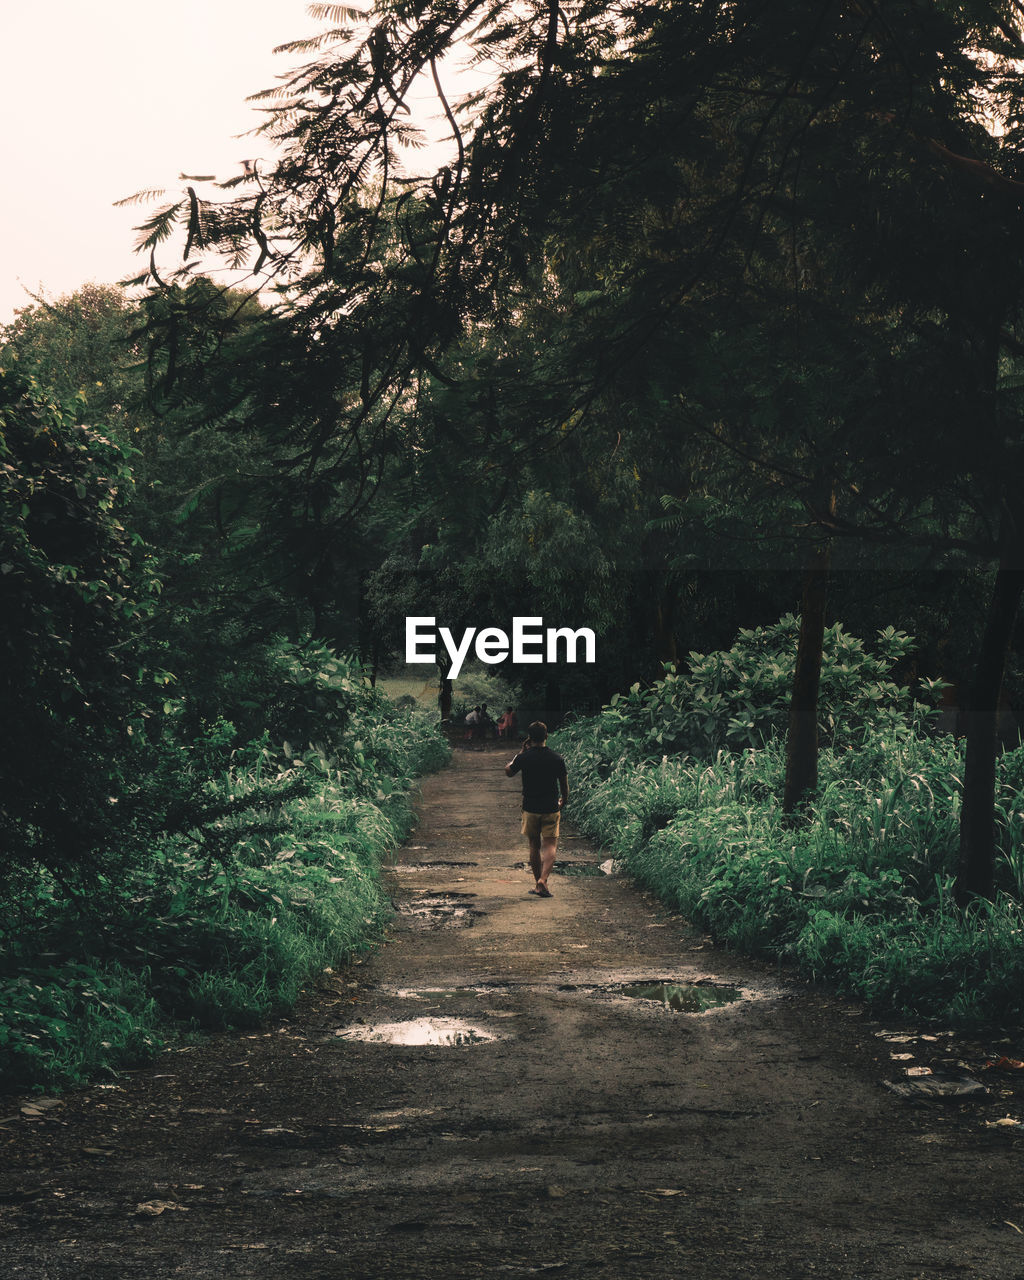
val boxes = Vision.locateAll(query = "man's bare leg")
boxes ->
[528,835,542,886]
[537,835,557,892]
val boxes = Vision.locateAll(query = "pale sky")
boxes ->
[0,1,463,322]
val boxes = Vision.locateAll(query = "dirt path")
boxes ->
[4,744,1024,1278]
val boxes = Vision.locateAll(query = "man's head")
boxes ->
[527,720,548,744]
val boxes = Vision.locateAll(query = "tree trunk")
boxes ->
[545,680,562,727]
[956,558,1024,902]
[783,537,832,814]
[438,671,452,721]
[655,597,678,668]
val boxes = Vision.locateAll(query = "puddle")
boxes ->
[885,1075,988,1101]
[619,981,743,1013]
[334,1018,503,1046]
[392,988,492,1000]
[515,860,622,876]
[399,892,484,929]
[389,861,479,872]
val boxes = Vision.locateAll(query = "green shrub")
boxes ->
[582,615,930,762]
[447,660,521,723]
[555,619,1024,1027]
[0,649,449,1092]
[0,963,161,1092]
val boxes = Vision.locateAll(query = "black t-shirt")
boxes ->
[508,745,567,814]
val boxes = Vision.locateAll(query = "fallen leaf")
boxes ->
[135,1200,189,1216]
[885,1076,988,1100]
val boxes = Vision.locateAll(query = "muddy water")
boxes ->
[620,980,743,1012]
[334,1017,503,1046]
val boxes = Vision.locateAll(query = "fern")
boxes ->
[133,202,184,252]
[247,84,305,103]
[113,188,169,209]
[274,29,351,56]
[306,4,366,23]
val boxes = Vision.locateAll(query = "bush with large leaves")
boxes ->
[587,615,930,766]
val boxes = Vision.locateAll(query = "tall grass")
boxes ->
[0,669,449,1093]
[557,711,1024,1027]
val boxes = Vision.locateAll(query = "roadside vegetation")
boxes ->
[0,353,447,1094]
[557,618,1024,1028]
[0,638,447,1093]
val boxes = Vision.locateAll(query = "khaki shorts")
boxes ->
[521,810,561,840]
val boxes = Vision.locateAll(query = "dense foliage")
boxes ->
[0,368,161,890]
[557,619,1024,1025]
[596,617,932,760]
[0,294,449,1093]
[0,645,447,1091]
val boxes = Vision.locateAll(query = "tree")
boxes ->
[1,284,146,442]
[137,0,1024,893]
[0,367,160,887]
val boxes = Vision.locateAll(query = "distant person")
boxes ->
[464,705,481,743]
[477,702,494,742]
[504,721,568,898]
[497,706,518,740]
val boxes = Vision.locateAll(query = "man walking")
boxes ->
[505,721,569,898]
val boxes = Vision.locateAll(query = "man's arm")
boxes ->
[558,763,569,808]
[505,738,532,777]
